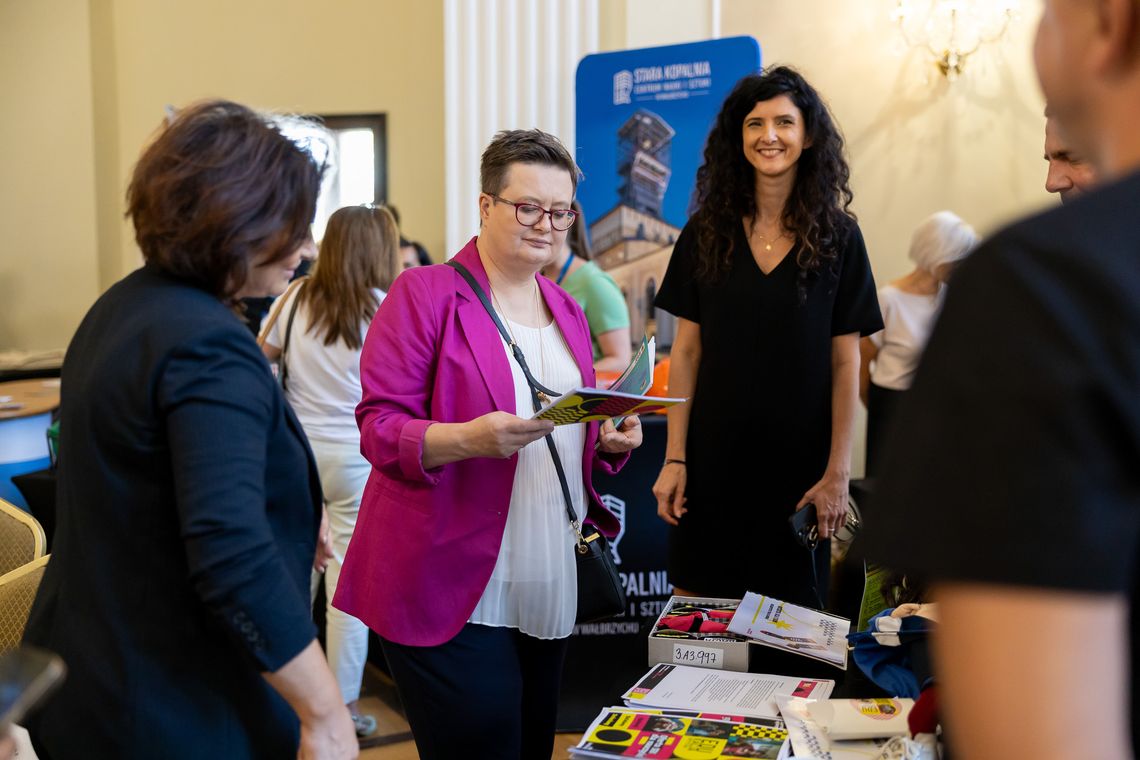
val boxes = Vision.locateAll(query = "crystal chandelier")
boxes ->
[892,0,1020,80]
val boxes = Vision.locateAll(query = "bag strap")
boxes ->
[278,282,305,392]
[446,261,559,400]
[256,276,308,348]
[446,260,589,549]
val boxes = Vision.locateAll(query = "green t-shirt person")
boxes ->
[550,254,631,368]
[542,249,633,373]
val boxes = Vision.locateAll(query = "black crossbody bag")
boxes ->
[447,261,626,624]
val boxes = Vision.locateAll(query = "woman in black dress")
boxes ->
[652,67,882,607]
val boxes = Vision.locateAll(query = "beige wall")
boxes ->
[0,0,101,351]
[2,0,1055,374]
[107,0,446,276]
[2,0,444,351]
[621,0,717,49]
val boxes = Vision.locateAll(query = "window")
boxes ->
[312,114,388,240]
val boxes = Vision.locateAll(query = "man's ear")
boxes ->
[1091,0,1140,74]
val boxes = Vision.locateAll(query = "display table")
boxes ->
[0,378,59,509]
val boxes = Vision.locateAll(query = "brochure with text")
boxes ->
[727,592,851,669]
[622,663,834,721]
[570,706,788,759]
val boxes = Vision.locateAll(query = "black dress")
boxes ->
[655,219,882,607]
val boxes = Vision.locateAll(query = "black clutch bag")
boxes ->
[789,503,819,550]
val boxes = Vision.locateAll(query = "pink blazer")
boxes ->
[333,238,627,647]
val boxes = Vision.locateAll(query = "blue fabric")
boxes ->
[0,457,49,508]
[847,610,935,698]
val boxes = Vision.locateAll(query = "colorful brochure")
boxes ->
[531,387,685,425]
[530,336,686,425]
[570,707,788,759]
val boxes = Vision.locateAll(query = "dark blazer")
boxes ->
[23,264,322,759]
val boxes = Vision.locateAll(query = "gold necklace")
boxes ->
[748,214,792,252]
[753,227,790,252]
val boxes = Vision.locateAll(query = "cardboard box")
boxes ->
[647,595,756,673]
[647,595,848,679]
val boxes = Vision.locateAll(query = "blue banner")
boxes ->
[573,37,761,351]
[575,36,762,233]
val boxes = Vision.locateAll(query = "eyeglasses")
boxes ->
[490,195,578,231]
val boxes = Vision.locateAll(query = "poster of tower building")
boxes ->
[575,37,761,349]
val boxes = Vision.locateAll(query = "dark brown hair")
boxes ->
[126,99,327,300]
[692,67,855,300]
[298,205,399,350]
[480,129,581,196]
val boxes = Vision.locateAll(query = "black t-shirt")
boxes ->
[862,172,1140,743]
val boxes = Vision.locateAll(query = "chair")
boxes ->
[0,498,46,577]
[0,554,50,653]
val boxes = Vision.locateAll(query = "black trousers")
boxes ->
[380,623,569,760]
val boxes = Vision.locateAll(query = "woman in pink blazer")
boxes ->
[333,129,642,760]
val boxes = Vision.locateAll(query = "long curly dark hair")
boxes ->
[691,66,855,297]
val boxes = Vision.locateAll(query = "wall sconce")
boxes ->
[892,0,1020,80]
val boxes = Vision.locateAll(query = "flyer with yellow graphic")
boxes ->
[570,707,787,759]
[530,336,686,425]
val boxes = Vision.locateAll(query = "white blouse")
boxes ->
[467,318,587,639]
[263,286,384,444]
[869,285,945,391]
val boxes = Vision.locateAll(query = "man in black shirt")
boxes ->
[862,1,1140,758]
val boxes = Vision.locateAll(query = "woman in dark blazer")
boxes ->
[21,101,357,760]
